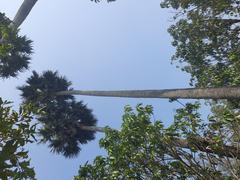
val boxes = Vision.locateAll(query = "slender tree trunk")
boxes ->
[80,125,106,133]
[0,0,37,44]
[56,87,240,100]
[82,124,240,158]
[9,0,38,29]
[173,137,240,159]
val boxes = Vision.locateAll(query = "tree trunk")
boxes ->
[80,125,106,133]
[56,87,240,100]
[9,0,38,29]
[173,137,240,159]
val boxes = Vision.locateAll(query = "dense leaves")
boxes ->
[161,0,240,87]
[0,98,36,179]
[0,13,32,78]
[18,70,73,107]
[19,71,97,158]
[76,104,240,179]
[39,99,97,158]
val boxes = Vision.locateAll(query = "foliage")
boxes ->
[18,70,73,107]
[160,0,240,88]
[0,13,32,78]
[39,99,97,158]
[0,98,37,179]
[75,104,240,179]
[19,71,97,158]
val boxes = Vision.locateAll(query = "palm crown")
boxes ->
[19,71,97,158]
[0,13,32,78]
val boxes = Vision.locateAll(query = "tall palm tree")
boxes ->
[0,0,36,78]
[20,71,240,100]
[19,71,100,158]
[19,71,240,158]
[0,13,32,78]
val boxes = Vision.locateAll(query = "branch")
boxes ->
[173,137,240,159]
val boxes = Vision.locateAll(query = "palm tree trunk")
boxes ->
[9,0,38,29]
[80,125,106,133]
[0,0,37,44]
[56,87,240,99]
[81,124,240,158]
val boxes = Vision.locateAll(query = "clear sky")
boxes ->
[0,0,191,179]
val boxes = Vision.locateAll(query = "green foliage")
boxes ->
[161,0,240,88]
[0,98,37,179]
[0,13,33,78]
[19,71,97,158]
[76,104,240,179]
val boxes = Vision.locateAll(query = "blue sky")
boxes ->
[0,0,191,179]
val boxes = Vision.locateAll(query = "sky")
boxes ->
[0,0,191,179]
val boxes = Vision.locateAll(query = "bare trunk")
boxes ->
[56,87,240,99]
[0,0,37,44]
[9,0,38,29]
[80,125,106,133]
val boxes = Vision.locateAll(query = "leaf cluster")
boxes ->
[0,98,37,179]
[161,0,240,88]
[0,13,32,78]
[76,104,240,179]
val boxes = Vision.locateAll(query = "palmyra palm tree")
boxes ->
[19,71,100,157]
[18,70,240,157]
[20,70,240,101]
[0,13,32,78]
[0,0,37,78]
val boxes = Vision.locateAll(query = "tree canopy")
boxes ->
[76,104,240,179]
[1,0,240,179]
[161,0,240,88]
[0,98,36,179]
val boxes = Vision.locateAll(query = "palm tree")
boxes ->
[20,70,240,100]
[19,71,240,158]
[39,99,98,158]
[0,13,32,78]
[0,0,36,78]
[19,71,100,158]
